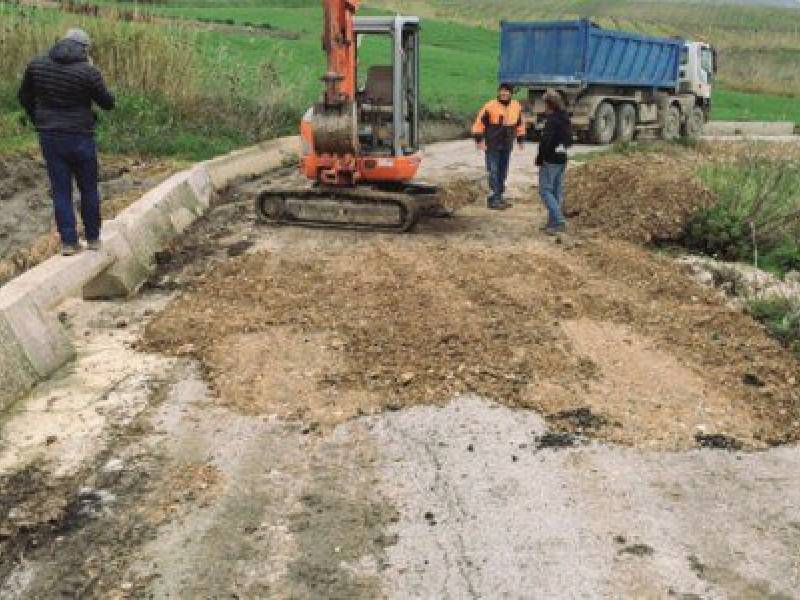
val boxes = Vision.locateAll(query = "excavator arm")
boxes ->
[321,0,359,108]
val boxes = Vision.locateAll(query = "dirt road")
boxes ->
[1,140,798,599]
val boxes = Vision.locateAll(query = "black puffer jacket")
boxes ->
[18,39,115,135]
[536,109,573,166]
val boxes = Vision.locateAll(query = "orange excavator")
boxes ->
[255,0,439,231]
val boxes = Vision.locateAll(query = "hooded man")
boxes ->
[18,28,115,256]
[535,91,573,235]
[472,83,526,210]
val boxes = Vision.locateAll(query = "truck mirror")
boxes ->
[712,48,719,75]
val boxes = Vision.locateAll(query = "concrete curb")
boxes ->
[0,136,298,411]
[704,121,796,137]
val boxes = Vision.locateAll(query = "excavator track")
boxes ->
[255,184,440,233]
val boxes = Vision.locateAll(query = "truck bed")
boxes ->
[499,19,682,91]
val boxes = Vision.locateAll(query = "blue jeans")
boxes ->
[539,162,566,228]
[39,132,101,245]
[486,148,511,205]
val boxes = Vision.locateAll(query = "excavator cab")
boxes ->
[355,17,421,157]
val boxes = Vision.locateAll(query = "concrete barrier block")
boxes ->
[0,317,39,412]
[205,136,299,189]
[12,250,114,311]
[82,224,149,300]
[0,282,75,411]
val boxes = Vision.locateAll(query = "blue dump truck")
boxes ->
[499,19,717,143]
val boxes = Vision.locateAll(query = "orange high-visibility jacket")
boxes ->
[472,99,526,151]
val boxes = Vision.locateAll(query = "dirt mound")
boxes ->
[139,196,800,449]
[567,150,717,243]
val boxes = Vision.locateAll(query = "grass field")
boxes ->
[373,0,800,98]
[1,0,799,159]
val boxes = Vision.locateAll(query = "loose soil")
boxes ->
[566,141,800,244]
[566,148,716,243]
[0,152,182,284]
[140,164,800,450]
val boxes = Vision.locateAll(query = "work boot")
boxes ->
[546,224,567,236]
[86,239,102,251]
[61,243,80,256]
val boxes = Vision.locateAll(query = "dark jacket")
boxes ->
[472,99,526,152]
[536,109,572,166]
[18,39,115,135]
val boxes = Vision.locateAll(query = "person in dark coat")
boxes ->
[535,92,572,234]
[18,28,115,255]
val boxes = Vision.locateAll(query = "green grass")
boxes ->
[712,89,800,123]
[85,0,800,121]
[2,0,799,160]
[746,296,800,354]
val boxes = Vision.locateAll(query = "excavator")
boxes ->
[255,0,440,232]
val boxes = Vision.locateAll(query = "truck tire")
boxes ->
[661,105,681,141]
[591,102,617,145]
[681,106,705,139]
[615,104,637,143]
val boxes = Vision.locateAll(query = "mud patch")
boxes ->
[695,433,744,451]
[536,432,578,450]
[619,543,655,557]
[285,486,398,599]
[548,407,609,430]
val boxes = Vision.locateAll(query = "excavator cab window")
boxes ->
[354,17,421,157]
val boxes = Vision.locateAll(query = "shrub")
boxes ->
[687,154,800,275]
[746,296,800,353]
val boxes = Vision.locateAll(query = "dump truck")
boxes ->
[500,19,716,143]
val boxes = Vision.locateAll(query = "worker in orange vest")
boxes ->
[472,83,526,210]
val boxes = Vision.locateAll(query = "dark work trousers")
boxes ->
[39,131,101,245]
[485,147,511,206]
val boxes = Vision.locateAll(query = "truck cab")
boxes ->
[680,41,716,108]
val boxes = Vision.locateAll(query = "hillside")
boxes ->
[369,0,800,99]
[1,0,799,159]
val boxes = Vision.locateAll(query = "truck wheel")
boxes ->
[681,107,705,139]
[615,104,637,143]
[661,105,681,141]
[591,102,617,145]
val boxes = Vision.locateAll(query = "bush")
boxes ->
[687,155,800,275]
[746,296,800,353]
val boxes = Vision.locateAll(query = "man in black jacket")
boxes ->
[535,92,572,235]
[18,28,115,256]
